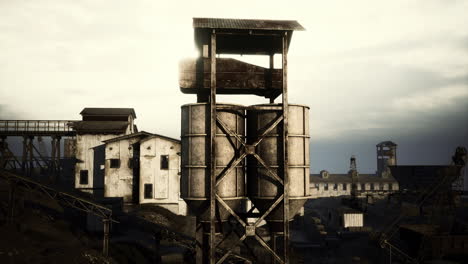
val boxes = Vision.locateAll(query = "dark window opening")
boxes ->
[160,155,169,170]
[389,184,393,191]
[79,170,88,185]
[144,184,153,199]
[333,184,338,190]
[370,183,375,190]
[361,184,366,191]
[324,183,329,191]
[343,184,347,191]
[110,159,120,168]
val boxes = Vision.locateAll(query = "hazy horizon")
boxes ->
[1,0,467,176]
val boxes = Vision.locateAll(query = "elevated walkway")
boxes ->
[0,120,77,137]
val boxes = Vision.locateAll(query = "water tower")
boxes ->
[179,18,308,264]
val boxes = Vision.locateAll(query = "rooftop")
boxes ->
[193,18,305,31]
[102,131,153,144]
[310,173,397,183]
[71,121,129,134]
[80,108,136,118]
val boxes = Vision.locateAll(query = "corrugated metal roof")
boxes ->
[376,141,397,146]
[80,108,136,118]
[193,18,305,31]
[72,121,128,134]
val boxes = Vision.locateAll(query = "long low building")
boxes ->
[310,141,400,198]
[310,171,399,198]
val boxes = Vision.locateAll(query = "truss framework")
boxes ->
[206,31,291,264]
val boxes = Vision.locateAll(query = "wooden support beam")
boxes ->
[282,31,290,264]
[103,218,110,257]
[209,29,217,264]
[270,53,275,104]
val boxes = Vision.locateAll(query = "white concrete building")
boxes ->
[102,132,187,215]
[139,135,186,215]
[73,108,136,194]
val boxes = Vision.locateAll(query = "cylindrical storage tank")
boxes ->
[247,104,310,232]
[181,103,246,228]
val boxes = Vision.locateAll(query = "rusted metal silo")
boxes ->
[247,104,310,232]
[181,103,246,228]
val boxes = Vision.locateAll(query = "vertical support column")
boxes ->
[209,29,217,264]
[56,136,61,160]
[154,230,162,263]
[8,181,16,224]
[22,136,27,172]
[196,223,205,264]
[282,32,290,264]
[55,136,61,176]
[269,53,275,104]
[51,137,57,175]
[28,136,34,176]
[0,136,6,169]
[103,218,110,257]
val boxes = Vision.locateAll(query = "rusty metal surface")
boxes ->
[180,103,246,222]
[72,121,128,134]
[246,104,310,231]
[80,107,136,118]
[193,18,305,31]
[179,58,282,98]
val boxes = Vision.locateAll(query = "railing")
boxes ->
[0,120,78,135]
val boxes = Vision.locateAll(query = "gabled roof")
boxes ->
[72,121,129,134]
[193,18,305,31]
[80,108,136,118]
[140,134,180,144]
[102,131,153,144]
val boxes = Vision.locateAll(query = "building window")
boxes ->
[110,159,120,168]
[315,183,319,190]
[379,184,384,191]
[370,183,375,191]
[324,183,329,191]
[361,184,366,191]
[79,170,88,185]
[144,184,153,199]
[160,155,169,170]
[389,183,393,191]
[333,184,338,190]
[343,184,347,191]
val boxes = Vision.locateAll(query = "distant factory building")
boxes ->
[310,141,399,198]
[102,132,186,215]
[73,108,137,194]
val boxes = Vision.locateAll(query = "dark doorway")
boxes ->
[132,143,140,204]
[93,144,105,198]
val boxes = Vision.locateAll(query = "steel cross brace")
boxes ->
[214,110,287,263]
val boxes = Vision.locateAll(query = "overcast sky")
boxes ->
[1,0,467,175]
